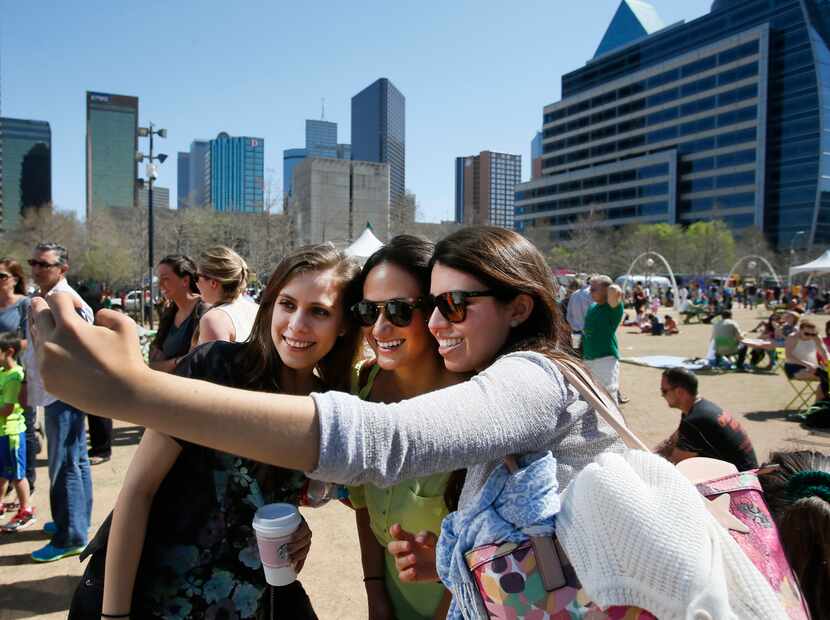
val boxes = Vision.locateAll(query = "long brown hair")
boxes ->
[758,450,830,618]
[152,255,201,352]
[0,258,27,295]
[238,243,362,393]
[430,226,573,357]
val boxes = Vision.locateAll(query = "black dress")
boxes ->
[69,342,317,620]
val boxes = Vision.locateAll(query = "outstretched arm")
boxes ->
[32,295,320,471]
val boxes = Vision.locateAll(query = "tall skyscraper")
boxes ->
[515,0,830,249]
[291,158,390,245]
[0,118,51,231]
[206,132,264,212]
[177,140,209,208]
[351,78,405,203]
[455,151,521,228]
[530,132,543,180]
[85,91,138,219]
[305,120,338,158]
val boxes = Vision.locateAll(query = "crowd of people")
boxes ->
[3,229,829,618]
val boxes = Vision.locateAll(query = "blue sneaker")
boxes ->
[31,542,84,562]
[43,521,57,535]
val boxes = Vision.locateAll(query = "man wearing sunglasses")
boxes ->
[582,275,624,402]
[22,243,96,563]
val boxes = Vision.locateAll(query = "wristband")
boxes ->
[363,576,384,582]
[101,614,130,619]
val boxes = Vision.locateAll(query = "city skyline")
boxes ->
[1,1,713,223]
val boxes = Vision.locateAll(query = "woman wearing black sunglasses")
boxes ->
[32,227,623,606]
[349,236,464,620]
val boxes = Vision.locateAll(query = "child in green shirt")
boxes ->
[0,332,35,531]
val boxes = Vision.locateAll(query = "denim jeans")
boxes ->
[23,407,37,491]
[45,401,93,547]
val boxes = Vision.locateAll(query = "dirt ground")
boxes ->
[2,305,828,619]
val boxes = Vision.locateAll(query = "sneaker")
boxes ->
[2,508,36,532]
[31,542,84,562]
[43,521,57,535]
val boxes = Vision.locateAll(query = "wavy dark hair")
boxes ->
[758,450,830,618]
[152,255,201,353]
[357,234,434,300]
[0,258,27,295]
[238,243,362,393]
[430,226,573,357]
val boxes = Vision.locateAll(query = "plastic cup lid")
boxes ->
[253,503,301,533]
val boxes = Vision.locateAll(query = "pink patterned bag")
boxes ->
[695,470,811,619]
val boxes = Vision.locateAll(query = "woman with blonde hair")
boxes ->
[195,246,258,345]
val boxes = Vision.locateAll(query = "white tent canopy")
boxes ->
[789,249,830,276]
[344,225,384,259]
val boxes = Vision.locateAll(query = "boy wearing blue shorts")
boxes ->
[0,332,35,531]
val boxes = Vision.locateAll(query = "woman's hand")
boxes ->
[31,294,148,413]
[287,517,312,574]
[387,523,440,583]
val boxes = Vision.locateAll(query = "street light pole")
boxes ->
[136,123,167,329]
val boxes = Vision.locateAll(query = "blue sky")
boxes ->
[2,0,713,222]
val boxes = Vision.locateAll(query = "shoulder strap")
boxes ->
[551,357,649,451]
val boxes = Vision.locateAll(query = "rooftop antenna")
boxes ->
[321,97,326,121]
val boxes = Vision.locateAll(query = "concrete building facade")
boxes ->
[137,185,170,211]
[455,151,521,228]
[290,158,390,246]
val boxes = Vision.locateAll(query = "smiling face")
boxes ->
[362,261,434,371]
[271,268,345,371]
[427,262,515,373]
[0,263,18,296]
[158,263,192,302]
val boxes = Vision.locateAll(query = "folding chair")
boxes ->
[785,377,815,412]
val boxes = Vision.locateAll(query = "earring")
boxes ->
[510,320,518,328]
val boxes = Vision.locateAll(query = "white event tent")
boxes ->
[344,225,384,259]
[789,249,830,276]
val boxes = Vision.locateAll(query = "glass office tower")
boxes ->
[305,120,338,158]
[207,132,264,213]
[0,118,51,231]
[86,92,138,218]
[515,0,830,249]
[455,151,521,228]
[351,78,405,203]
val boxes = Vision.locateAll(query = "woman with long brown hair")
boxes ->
[68,244,363,619]
[39,227,623,614]
[148,255,204,372]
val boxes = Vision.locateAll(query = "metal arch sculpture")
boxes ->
[726,255,782,287]
[623,251,680,311]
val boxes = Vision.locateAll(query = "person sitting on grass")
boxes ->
[0,332,35,532]
[664,314,679,335]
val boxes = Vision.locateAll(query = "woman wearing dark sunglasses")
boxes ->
[32,227,624,607]
[349,236,464,620]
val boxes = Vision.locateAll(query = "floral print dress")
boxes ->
[76,341,316,620]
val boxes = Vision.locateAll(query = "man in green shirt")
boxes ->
[582,275,624,401]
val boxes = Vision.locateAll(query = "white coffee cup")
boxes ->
[252,503,302,586]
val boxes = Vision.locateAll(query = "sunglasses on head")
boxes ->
[28,259,61,269]
[351,298,429,328]
[429,290,495,323]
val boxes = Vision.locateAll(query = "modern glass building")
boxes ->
[283,148,308,198]
[515,0,830,249]
[351,78,405,203]
[86,91,138,218]
[0,118,51,231]
[306,120,338,158]
[455,151,522,228]
[207,132,264,213]
[177,140,209,208]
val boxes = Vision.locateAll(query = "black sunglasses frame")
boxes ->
[28,259,62,269]
[429,290,495,323]
[351,298,430,328]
